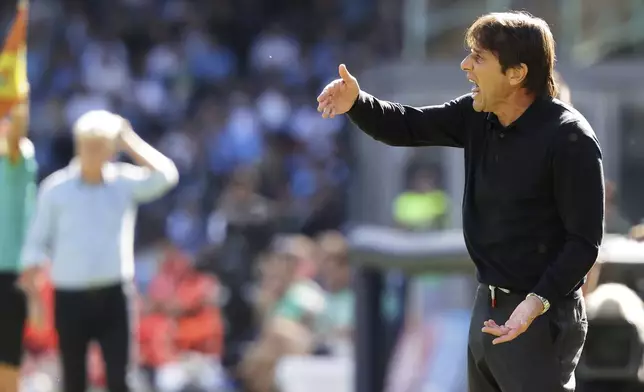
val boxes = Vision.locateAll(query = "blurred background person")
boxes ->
[20,111,178,392]
[238,242,325,392]
[393,166,449,231]
[197,165,276,380]
[142,249,225,392]
[0,102,33,392]
[0,2,32,391]
[315,231,355,355]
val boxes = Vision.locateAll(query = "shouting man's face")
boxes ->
[461,47,527,113]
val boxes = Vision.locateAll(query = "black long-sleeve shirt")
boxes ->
[347,91,605,304]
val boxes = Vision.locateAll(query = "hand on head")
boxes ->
[317,64,360,118]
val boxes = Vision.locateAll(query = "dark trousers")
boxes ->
[0,273,26,367]
[468,284,588,392]
[55,283,133,392]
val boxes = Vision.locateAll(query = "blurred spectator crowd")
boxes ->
[16,0,402,390]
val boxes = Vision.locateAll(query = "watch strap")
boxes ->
[527,292,550,314]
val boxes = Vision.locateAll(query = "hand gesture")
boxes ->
[317,64,360,118]
[481,296,544,344]
[17,266,42,297]
[116,117,135,151]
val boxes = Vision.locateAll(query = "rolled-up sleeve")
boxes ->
[119,162,179,203]
[21,183,56,270]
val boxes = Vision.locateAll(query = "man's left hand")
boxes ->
[481,295,544,344]
[17,266,42,296]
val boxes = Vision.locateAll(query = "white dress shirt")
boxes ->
[21,161,178,289]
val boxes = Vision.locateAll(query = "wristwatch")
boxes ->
[526,293,550,314]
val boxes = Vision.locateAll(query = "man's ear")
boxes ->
[507,63,528,87]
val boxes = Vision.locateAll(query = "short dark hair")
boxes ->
[465,11,558,98]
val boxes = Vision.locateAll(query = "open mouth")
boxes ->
[469,79,480,94]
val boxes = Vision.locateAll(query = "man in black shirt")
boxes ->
[317,11,604,392]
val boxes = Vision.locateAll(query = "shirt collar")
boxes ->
[69,159,118,185]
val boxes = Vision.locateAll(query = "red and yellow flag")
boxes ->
[0,0,29,118]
